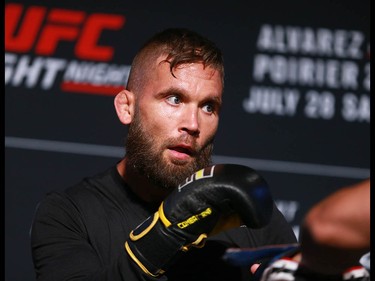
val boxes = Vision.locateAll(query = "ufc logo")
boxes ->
[178,166,215,192]
[5,3,126,61]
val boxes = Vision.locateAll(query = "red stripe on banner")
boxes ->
[61,82,124,96]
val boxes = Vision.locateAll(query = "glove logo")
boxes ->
[177,208,212,229]
[178,165,216,192]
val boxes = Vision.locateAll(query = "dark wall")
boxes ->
[5,1,370,280]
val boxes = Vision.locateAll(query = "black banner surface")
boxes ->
[5,1,370,280]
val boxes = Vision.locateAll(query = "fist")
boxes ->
[125,164,274,277]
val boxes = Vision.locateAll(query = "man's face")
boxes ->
[126,57,223,190]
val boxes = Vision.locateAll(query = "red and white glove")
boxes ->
[223,244,370,281]
[259,257,299,281]
[257,249,370,281]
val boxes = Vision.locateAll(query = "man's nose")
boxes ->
[180,106,200,136]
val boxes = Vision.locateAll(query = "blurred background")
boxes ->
[5,0,370,280]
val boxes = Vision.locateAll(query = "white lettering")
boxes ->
[5,54,66,90]
[4,53,131,94]
[64,60,130,86]
[12,56,44,88]
[257,24,274,51]
[42,59,66,89]
[316,28,334,56]
[304,90,335,119]
[5,53,17,85]
[299,57,316,86]
[363,63,370,91]
[341,61,359,89]
[274,25,286,53]
[285,27,300,53]
[5,54,66,89]
[326,60,340,89]
[347,31,364,59]
[300,28,316,55]
[256,24,364,59]
[253,54,359,89]
[243,86,300,116]
[341,93,370,122]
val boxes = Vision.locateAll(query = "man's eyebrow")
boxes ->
[209,95,222,104]
[154,87,184,99]
[156,87,183,95]
[156,88,222,104]
[202,95,222,107]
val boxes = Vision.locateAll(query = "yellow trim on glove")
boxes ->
[124,241,165,277]
[159,202,172,227]
[181,233,208,251]
[129,212,159,241]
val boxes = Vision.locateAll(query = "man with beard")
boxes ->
[30,28,297,281]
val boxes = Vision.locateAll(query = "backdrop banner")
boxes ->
[5,1,370,280]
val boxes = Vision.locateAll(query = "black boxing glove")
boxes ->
[124,164,274,277]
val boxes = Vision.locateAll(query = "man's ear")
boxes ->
[114,90,135,124]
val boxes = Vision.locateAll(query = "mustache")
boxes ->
[164,133,215,160]
[164,135,200,154]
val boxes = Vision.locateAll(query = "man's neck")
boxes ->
[117,158,171,203]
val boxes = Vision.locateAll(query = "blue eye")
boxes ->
[167,96,181,105]
[203,103,214,114]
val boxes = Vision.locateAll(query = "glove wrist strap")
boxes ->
[125,213,188,276]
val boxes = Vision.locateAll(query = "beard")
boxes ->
[125,113,214,190]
